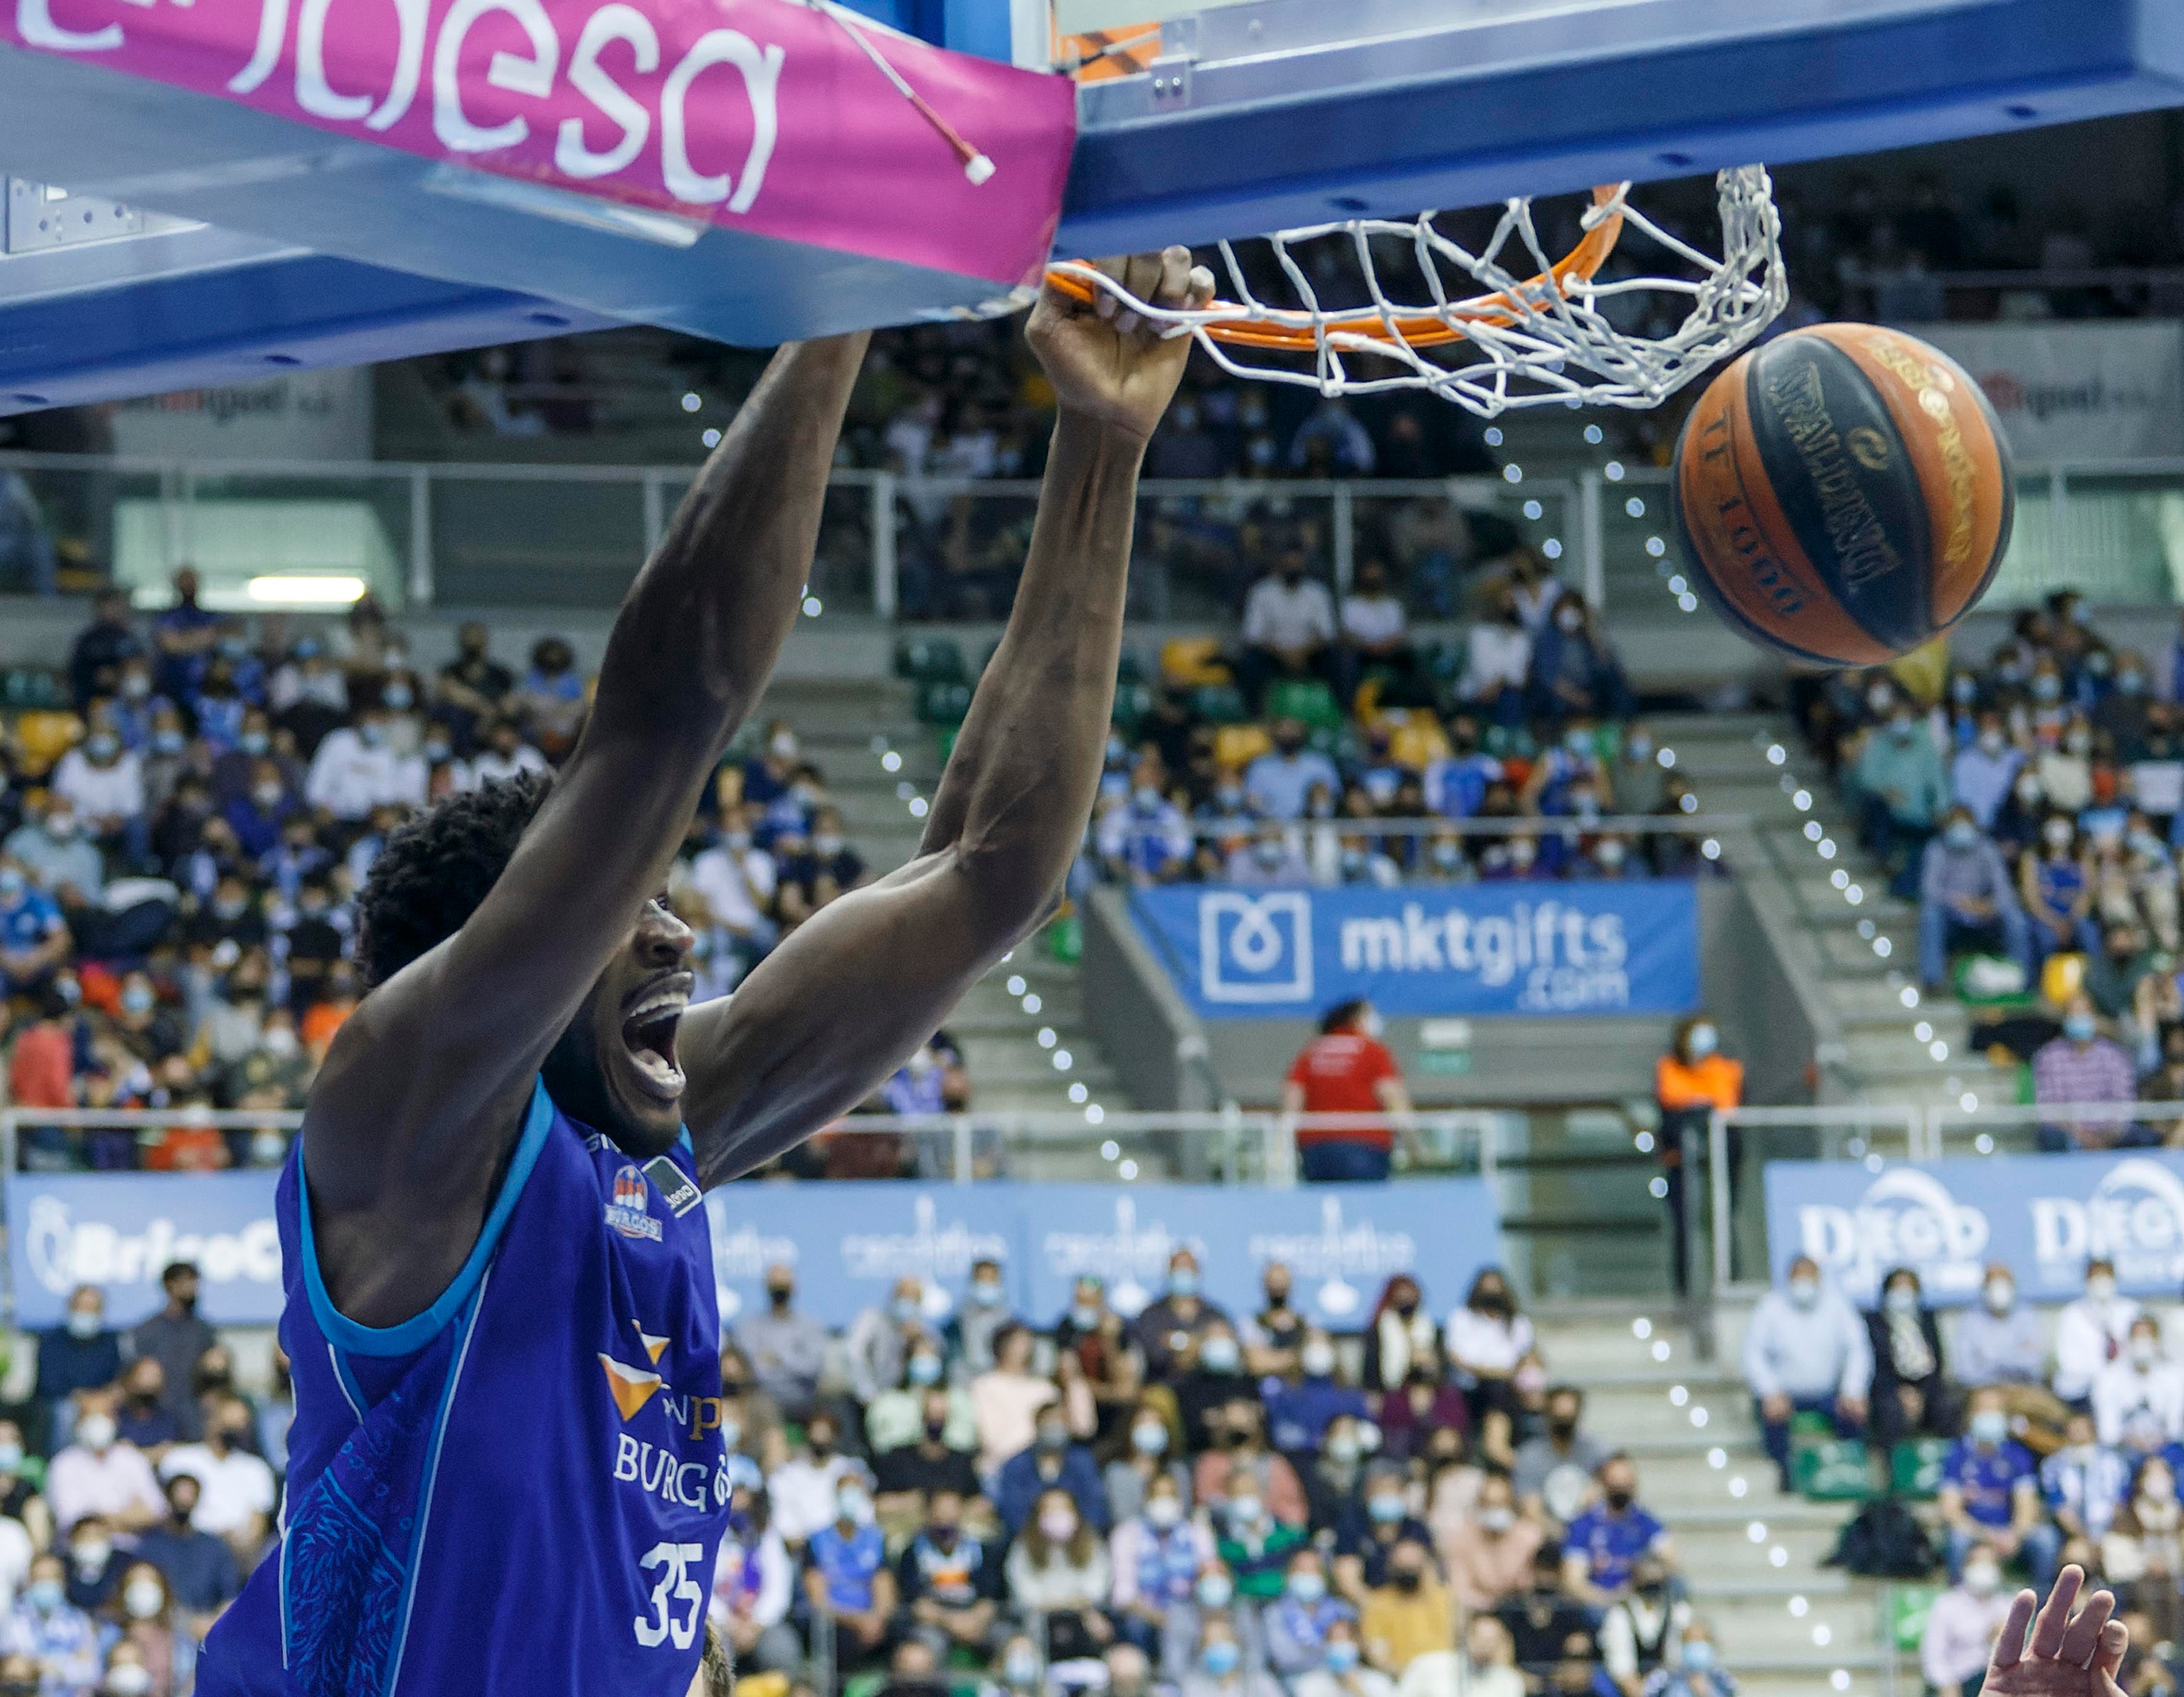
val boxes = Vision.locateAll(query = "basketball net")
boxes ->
[1045,168,1788,417]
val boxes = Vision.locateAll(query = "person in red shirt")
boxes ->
[1281,999,1413,1182]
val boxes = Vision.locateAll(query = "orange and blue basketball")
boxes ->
[1670,322,2014,666]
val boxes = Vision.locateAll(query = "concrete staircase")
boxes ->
[1649,708,2013,1116]
[755,675,1126,1154]
[1538,1307,1895,1697]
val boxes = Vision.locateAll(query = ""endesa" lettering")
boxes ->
[15,0,783,213]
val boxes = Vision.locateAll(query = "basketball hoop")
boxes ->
[1045,168,1787,417]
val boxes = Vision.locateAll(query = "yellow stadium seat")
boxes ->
[2041,951,2087,1008]
[1215,724,1272,771]
[1389,718,1451,772]
[11,711,81,777]
[1161,637,1232,687]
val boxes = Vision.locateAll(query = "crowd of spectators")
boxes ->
[1743,1251,2184,1697]
[0,1257,284,1695]
[0,571,894,1170]
[1801,587,2184,1150]
[1082,551,1717,893]
[714,1251,1733,1697]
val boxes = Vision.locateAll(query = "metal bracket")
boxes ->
[4,179,147,255]
[1149,14,1196,105]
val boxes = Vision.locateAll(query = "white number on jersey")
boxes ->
[635,1540,706,1651]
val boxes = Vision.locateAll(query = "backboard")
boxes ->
[2,0,2182,412]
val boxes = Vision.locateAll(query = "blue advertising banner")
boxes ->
[706,1178,1503,1331]
[1129,881,1701,1020]
[11,1173,284,1328]
[1764,1151,2184,1308]
[9,1171,1505,1335]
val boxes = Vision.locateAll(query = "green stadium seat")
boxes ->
[894,637,967,684]
[1116,648,1147,687]
[1111,682,1154,735]
[1890,1437,1950,1499]
[1046,914,1083,963]
[1890,1585,1943,1653]
[917,680,973,726]
[1191,684,1249,726]
[1265,678,1344,732]
[935,726,959,765]
[1792,1435,1873,1502]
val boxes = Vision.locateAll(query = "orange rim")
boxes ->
[1046,185,1627,353]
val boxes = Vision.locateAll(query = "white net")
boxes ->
[1047,166,1788,417]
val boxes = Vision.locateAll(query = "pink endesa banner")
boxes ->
[1,0,1076,288]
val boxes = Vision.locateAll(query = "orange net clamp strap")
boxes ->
[1044,186,1627,349]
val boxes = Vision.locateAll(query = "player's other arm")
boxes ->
[304,338,867,1282]
[678,253,1214,1187]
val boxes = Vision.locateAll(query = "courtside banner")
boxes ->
[1129,881,1701,1020]
[10,1173,284,1328]
[1764,1151,2184,1308]
[705,1178,1502,1331]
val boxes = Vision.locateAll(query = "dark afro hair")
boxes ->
[356,772,552,989]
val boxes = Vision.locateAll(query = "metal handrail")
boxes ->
[1103,812,1752,840]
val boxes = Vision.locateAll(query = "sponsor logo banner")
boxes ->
[1129,881,1700,1020]
[10,1170,1503,1334]
[1920,323,2184,462]
[1764,1151,2184,1307]
[703,1179,1502,1330]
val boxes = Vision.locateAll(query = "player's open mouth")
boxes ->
[620,972,691,1102]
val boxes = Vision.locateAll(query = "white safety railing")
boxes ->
[9,448,2180,620]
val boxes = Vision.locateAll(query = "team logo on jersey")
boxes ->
[606,1166,664,1241]
[599,1319,673,1419]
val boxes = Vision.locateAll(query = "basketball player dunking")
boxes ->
[195,250,1216,1697]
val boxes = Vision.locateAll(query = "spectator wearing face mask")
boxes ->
[2104,1454,2184,1646]
[1445,1268,1532,1434]
[1938,1385,2055,1585]
[1867,1267,1953,1446]
[1264,1547,1356,1680]
[131,1471,237,1630]
[513,637,586,760]
[1652,1015,1743,1298]
[6,801,102,906]
[2034,994,2148,1151]
[1216,1481,1307,1603]
[1109,1471,1213,1666]
[1360,1278,1434,1399]
[0,858,70,997]
[1245,721,1343,824]
[1854,700,1949,881]
[1263,1329,1368,1460]
[1105,1398,1190,1529]
[996,1402,1108,1540]
[1098,767,1195,885]
[806,1472,895,1672]
[1376,1344,1468,1468]
[845,1277,930,1409]
[124,1264,215,1439]
[1357,1537,1453,1680]
[1007,1487,1114,1662]
[2021,813,2098,966]
[1199,1401,1306,1527]
[37,1287,120,1449]
[1281,1001,1413,1183]
[766,1413,857,1547]
[894,1485,999,1662]
[1742,1256,1871,1492]
[0,1553,99,1696]
[1513,1384,1606,1529]
[1920,1541,2016,1697]
[51,718,145,871]
[44,1392,163,1540]
[1227,821,1312,886]
[1597,1555,1688,1697]
[1956,1263,2068,1441]
[2042,1411,2133,1549]
[1526,594,1630,727]
[1952,711,2024,828]
[303,705,424,821]
[1238,554,1339,712]
[1442,1471,1541,1614]
[106,1561,187,1696]
[1919,805,2033,992]
[1636,1622,1730,1697]
[1293,1616,1394,1697]
[2054,1258,2138,1411]
[1136,1253,1232,1386]
[1184,1612,1282,1697]
[1331,1463,1433,1607]
[974,1324,1082,1481]
[860,1337,957,1455]
[738,1264,830,1420]
[59,1514,119,1615]
[2095,1315,2184,1454]
[157,1393,273,1569]
[1563,1455,1672,1608]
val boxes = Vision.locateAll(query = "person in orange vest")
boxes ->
[1654,1015,1743,1297]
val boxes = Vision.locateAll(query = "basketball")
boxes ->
[1669,322,2014,666]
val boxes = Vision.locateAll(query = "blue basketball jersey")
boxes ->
[198,1081,729,1697]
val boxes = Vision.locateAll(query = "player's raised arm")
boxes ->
[305,332,868,1321]
[676,250,1214,1185]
